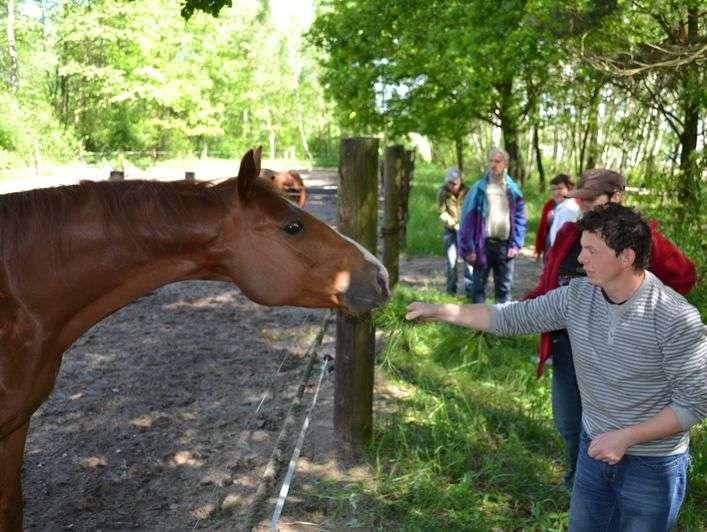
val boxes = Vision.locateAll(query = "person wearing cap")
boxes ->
[459,148,526,303]
[437,168,472,297]
[405,203,706,531]
[524,168,697,491]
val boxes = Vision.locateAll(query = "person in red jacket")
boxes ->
[524,168,697,490]
[534,174,574,262]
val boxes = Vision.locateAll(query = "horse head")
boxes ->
[219,148,389,315]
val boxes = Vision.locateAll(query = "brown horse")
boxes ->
[259,168,307,207]
[0,148,389,531]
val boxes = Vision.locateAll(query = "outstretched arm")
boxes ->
[407,285,571,337]
[405,302,491,331]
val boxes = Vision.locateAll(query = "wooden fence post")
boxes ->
[382,145,403,288]
[335,136,379,455]
[399,149,415,249]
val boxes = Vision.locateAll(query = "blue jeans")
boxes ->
[570,429,689,532]
[471,238,515,303]
[551,330,582,490]
[443,229,473,297]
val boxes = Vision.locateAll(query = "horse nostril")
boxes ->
[377,270,390,299]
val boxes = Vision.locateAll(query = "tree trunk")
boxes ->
[496,80,525,183]
[676,8,700,208]
[599,95,620,168]
[630,113,650,168]
[296,96,313,161]
[264,106,276,160]
[533,124,545,191]
[59,74,69,125]
[455,135,464,171]
[635,111,655,170]
[382,145,403,288]
[570,111,580,176]
[6,0,18,94]
[585,83,603,170]
[552,126,559,162]
[677,89,699,204]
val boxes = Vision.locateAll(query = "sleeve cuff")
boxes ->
[488,305,503,334]
[670,404,701,431]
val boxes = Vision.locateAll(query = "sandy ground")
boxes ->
[10,164,541,530]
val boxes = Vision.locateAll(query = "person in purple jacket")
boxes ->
[459,148,527,303]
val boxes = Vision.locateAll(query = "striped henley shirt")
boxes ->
[489,271,706,456]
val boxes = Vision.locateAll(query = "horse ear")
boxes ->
[237,146,263,202]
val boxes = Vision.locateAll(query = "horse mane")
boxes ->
[0,179,246,265]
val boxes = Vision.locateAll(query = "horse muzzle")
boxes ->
[339,261,390,315]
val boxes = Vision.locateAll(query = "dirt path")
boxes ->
[17,166,541,530]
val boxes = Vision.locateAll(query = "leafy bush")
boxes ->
[0,93,77,168]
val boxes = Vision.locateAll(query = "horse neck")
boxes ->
[17,182,235,349]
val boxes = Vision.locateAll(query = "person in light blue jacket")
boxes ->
[459,147,526,303]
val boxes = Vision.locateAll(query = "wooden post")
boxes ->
[185,171,195,182]
[399,149,415,248]
[109,170,124,181]
[382,145,403,288]
[335,137,379,455]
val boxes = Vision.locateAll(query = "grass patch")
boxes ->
[374,288,568,530]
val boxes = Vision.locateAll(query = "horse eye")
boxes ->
[282,221,303,235]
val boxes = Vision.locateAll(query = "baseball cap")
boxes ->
[444,168,461,184]
[566,169,626,199]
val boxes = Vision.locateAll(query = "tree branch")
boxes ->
[582,41,707,76]
[610,77,683,136]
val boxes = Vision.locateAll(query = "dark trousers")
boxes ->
[551,330,583,490]
[471,238,514,303]
[443,229,473,297]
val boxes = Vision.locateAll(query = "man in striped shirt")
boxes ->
[406,203,706,531]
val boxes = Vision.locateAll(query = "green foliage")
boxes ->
[180,0,235,20]
[404,163,445,256]
[308,0,562,179]
[0,92,76,168]
[0,0,334,165]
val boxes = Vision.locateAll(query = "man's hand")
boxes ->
[405,302,438,322]
[507,247,519,259]
[464,251,476,264]
[587,407,682,466]
[406,301,492,330]
[588,429,634,465]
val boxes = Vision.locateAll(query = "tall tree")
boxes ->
[309,0,562,181]
[562,0,705,205]
[5,0,17,93]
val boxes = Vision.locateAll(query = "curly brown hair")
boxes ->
[576,203,651,271]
